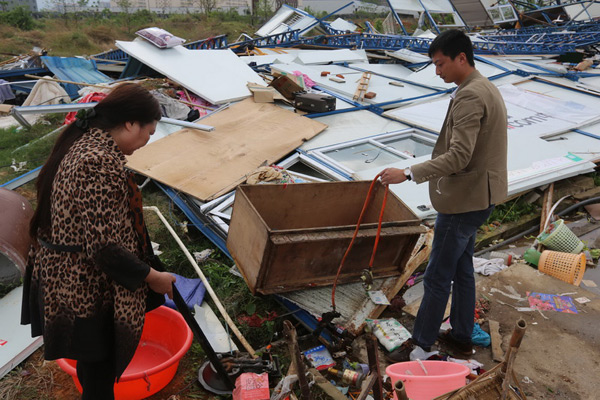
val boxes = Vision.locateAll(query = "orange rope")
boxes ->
[331,174,389,311]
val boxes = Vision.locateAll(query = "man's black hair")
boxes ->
[428,29,475,67]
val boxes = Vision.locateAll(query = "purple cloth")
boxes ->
[0,80,15,103]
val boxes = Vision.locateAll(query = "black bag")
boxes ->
[294,93,336,113]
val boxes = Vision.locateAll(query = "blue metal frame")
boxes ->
[228,30,301,52]
[155,182,231,258]
[0,166,41,190]
[0,67,48,79]
[301,1,355,35]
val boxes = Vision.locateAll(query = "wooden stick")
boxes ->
[538,183,554,252]
[366,333,384,400]
[489,320,504,362]
[308,368,347,400]
[284,320,311,400]
[356,374,377,400]
[24,74,111,89]
[143,206,257,357]
[176,97,216,111]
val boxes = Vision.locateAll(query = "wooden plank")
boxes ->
[308,368,347,400]
[489,319,504,362]
[126,99,327,201]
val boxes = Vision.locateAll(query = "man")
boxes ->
[379,29,508,360]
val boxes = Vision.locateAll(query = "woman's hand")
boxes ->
[379,168,407,186]
[145,269,176,299]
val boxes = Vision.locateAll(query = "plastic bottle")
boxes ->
[327,367,364,387]
[524,248,541,267]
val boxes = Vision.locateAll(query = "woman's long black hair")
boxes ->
[29,83,161,239]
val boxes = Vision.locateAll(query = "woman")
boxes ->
[21,83,176,400]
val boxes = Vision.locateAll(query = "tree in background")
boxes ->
[195,0,216,17]
[0,6,34,29]
[116,0,134,32]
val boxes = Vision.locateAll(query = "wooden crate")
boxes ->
[227,181,426,294]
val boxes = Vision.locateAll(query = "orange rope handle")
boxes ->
[369,186,389,268]
[331,174,388,311]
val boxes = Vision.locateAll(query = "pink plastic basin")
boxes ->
[57,306,192,400]
[386,360,470,400]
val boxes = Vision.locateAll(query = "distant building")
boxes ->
[108,0,251,13]
[2,0,38,12]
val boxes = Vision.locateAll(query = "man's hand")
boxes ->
[379,168,407,186]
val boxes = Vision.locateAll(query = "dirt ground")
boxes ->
[4,220,599,400]
[474,262,599,399]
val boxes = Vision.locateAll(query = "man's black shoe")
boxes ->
[385,339,431,363]
[437,329,473,358]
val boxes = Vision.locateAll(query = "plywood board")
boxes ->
[126,99,327,201]
[116,39,265,104]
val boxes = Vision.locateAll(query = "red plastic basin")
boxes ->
[56,306,193,400]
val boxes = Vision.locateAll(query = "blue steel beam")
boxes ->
[228,30,301,52]
[295,33,578,54]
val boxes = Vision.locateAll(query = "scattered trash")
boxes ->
[522,376,534,384]
[194,248,214,264]
[581,279,597,288]
[327,367,364,387]
[575,297,591,304]
[232,372,270,400]
[489,287,525,301]
[471,323,491,347]
[367,290,391,305]
[527,292,578,314]
[366,318,411,352]
[410,346,439,361]
[303,345,335,371]
[474,256,507,276]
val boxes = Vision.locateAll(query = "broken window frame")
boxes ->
[308,128,438,176]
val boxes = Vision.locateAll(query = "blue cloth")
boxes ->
[471,323,491,347]
[412,206,494,348]
[0,79,15,103]
[163,273,206,310]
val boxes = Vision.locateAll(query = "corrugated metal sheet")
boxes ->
[40,56,112,99]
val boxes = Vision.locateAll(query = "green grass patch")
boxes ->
[487,195,539,225]
[0,115,64,186]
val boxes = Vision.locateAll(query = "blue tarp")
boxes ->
[40,56,113,99]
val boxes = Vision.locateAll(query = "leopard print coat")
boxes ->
[21,128,158,379]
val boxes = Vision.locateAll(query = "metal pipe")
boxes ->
[474,196,600,257]
[143,206,256,357]
[159,117,215,132]
[394,380,409,400]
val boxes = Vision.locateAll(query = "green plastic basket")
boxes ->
[537,219,584,254]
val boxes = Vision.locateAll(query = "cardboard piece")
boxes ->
[126,99,327,201]
[0,104,13,114]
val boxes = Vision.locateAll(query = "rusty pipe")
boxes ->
[395,380,409,400]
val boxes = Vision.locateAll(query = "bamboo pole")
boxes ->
[143,206,257,357]
[24,74,112,89]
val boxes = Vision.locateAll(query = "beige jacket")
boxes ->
[411,70,508,214]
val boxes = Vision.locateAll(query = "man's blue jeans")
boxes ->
[412,205,494,348]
